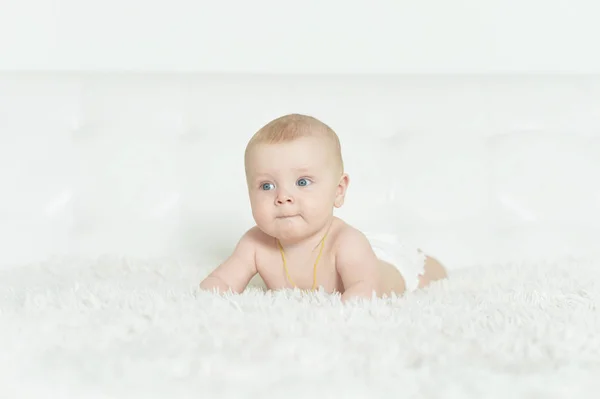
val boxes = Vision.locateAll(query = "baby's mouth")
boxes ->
[277,214,299,219]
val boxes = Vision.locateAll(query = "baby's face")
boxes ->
[245,136,345,243]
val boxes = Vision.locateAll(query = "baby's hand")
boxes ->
[199,228,259,294]
[335,228,380,302]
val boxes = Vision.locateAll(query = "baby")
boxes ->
[199,114,447,301]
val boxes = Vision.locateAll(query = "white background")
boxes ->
[1,4,600,395]
[1,1,599,269]
[1,0,600,73]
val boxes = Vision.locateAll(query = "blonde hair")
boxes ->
[244,113,344,174]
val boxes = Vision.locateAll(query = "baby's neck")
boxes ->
[276,218,335,253]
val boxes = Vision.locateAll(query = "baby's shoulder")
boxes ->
[240,225,275,251]
[231,226,276,269]
[328,218,370,251]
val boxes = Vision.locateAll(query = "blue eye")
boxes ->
[261,182,275,190]
[297,178,311,187]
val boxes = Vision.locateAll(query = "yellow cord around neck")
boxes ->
[277,234,327,290]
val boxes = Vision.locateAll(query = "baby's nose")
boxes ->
[275,192,294,204]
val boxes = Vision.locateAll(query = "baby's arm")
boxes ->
[335,228,381,302]
[199,228,259,294]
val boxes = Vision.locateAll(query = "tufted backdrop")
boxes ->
[1,73,599,270]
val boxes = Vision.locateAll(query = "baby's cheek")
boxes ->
[254,205,269,220]
[250,203,267,222]
[305,200,328,218]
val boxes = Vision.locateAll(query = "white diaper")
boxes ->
[364,232,427,292]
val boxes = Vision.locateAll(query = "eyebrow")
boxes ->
[252,172,273,178]
[293,167,313,173]
[252,168,313,179]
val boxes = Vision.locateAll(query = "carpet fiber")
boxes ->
[1,256,599,398]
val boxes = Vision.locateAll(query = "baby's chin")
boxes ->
[270,218,311,242]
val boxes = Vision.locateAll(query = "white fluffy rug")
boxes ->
[1,256,600,398]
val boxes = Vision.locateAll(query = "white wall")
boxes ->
[1,0,599,73]
[1,2,599,270]
[1,73,599,270]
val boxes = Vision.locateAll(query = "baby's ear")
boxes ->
[334,173,350,208]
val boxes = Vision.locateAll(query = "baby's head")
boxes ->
[244,114,349,243]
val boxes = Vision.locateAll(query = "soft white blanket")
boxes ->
[1,256,599,398]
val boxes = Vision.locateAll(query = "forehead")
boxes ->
[247,136,333,173]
